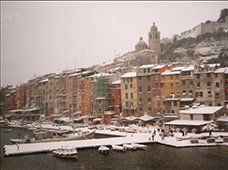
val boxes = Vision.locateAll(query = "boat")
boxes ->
[3,129,13,132]
[112,145,126,152]
[52,146,78,159]
[131,143,147,150]
[175,135,192,141]
[123,143,136,150]
[98,146,109,155]
[10,130,96,144]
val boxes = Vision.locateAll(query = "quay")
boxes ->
[3,130,228,156]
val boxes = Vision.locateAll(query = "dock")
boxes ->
[3,131,228,156]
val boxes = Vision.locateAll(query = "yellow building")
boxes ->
[161,70,182,98]
[121,72,138,116]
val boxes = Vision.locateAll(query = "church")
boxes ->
[123,22,161,67]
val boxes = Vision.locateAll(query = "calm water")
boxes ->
[1,127,228,170]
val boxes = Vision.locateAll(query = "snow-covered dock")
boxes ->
[3,131,228,156]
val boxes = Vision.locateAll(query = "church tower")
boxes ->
[148,22,161,56]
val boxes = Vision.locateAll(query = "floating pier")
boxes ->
[3,131,228,156]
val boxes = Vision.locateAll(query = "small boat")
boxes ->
[175,135,192,141]
[52,146,78,159]
[98,146,109,155]
[10,138,29,144]
[3,129,13,132]
[112,145,126,152]
[131,143,147,150]
[123,144,136,150]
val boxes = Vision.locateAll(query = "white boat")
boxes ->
[3,129,13,132]
[10,130,96,144]
[123,144,136,150]
[112,145,126,152]
[131,143,147,150]
[98,146,109,155]
[52,146,78,159]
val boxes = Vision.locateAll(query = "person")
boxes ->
[152,134,155,141]
[153,130,156,136]
[16,143,19,150]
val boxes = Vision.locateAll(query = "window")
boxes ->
[190,80,193,85]
[174,101,177,106]
[176,82,180,87]
[147,85,151,92]
[125,84,128,89]
[130,84,133,88]
[161,83,165,87]
[147,68,151,73]
[125,93,128,99]
[197,82,200,87]
[140,108,143,111]
[208,91,212,97]
[131,93,133,99]
[148,107,151,111]
[125,102,128,107]
[196,92,203,97]
[161,75,165,79]
[148,98,151,103]
[130,78,133,82]
[216,93,220,98]
[138,77,142,81]
[143,69,146,73]
[155,83,159,88]
[196,74,200,79]
[139,98,142,104]
[176,75,179,79]
[216,82,220,88]
[207,82,211,87]
[138,86,142,93]
[182,80,186,86]
[170,83,174,88]
[147,76,150,80]
[190,114,193,120]
[170,75,173,79]
[207,73,211,78]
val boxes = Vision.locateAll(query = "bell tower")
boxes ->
[148,22,161,56]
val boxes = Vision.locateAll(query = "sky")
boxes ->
[1,1,228,87]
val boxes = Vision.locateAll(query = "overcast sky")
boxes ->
[1,1,227,87]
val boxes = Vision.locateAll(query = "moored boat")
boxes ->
[3,129,13,132]
[123,143,136,150]
[52,146,78,159]
[131,143,147,150]
[98,146,109,155]
[112,145,126,152]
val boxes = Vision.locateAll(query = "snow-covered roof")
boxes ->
[39,78,48,83]
[180,98,194,102]
[172,66,185,71]
[68,72,81,77]
[181,65,194,72]
[121,116,137,121]
[152,64,166,70]
[215,67,228,73]
[217,115,228,122]
[112,80,121,85]
[121,72,137,78]
[164,120,213,126]
[137,114,155,121]
[139,64,154,69]
[179,106,224,115]
[161,70,181,76]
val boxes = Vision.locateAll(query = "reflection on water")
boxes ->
[1,128,228,170]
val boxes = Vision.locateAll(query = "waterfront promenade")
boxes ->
[3,129,228,156]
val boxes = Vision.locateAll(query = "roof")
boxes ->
[172,66,185,71]
[121,72,137,78]
[139,64,154,69]
[180,98,194,102]
[164,120,213,126]
[137,114,155,121]
[112,80,121,85]
[179,106,224,115]
[152,64,167,70]
[161,70,181,76]
[217,115,228,122]
[181,65,194,72]
[39,78,48,83]
[214,67,228,73]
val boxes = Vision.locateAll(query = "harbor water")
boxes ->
[1,127,228,170]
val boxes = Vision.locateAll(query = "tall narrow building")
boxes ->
[148,22,161,56]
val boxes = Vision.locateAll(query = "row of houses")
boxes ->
[3,62,228,119]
